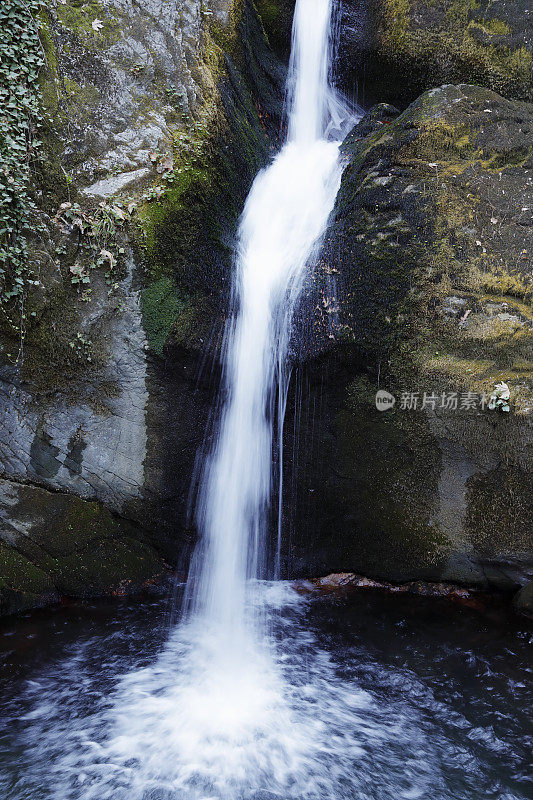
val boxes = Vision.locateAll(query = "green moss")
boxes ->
[135,42,270,324]
[375,0,532,103]
[467,262,532,300]
[332,376,449,581]
[56,1,121,45]
[50,536,162,597]
[382,0,411,48]
[62,76,101,122]
[466,467,533,556]
[468,18,511,36]
[0,542,53,595]
[333,84,533,407]
[0,486,166,609]
[140,277,187,356]
[209,0,243,55]
[254,0,294,57]
[36,14,77,209]
[15,279,97,390]
[399,119,478,169]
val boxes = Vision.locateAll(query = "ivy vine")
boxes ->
[0,0,44,348]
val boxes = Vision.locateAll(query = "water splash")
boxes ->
[119,1,358,793]
[144,0,356,791]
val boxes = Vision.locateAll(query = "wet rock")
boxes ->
[0,255,149,513]
[0,0,285,613]
[283,85,532,589]
[513,581,533,615]
[338,0,533,107]
[39,0,217,185]
[342,102,399,143]
[306,573,481,603]
[317,572,361,588]
[0,478,167,617]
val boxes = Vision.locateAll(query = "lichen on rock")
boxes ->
[339,0,532,108]
[285,83,532,591]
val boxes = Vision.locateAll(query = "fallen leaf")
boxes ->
[157,155,174,173]
[99,249,115,268]
[111,206,126,221]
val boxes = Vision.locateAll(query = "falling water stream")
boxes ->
[1,2,531,799]
[185,0,352,639]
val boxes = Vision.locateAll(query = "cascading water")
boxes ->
[91,2,358,795]
[186,0,352,636]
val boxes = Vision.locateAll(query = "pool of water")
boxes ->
[0,586,531,800]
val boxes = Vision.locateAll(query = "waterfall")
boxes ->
[186,0,351,636]
[83,3,358,797]
[6,7,530,800]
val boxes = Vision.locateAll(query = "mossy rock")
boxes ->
[0,480,167,616]
[339,0,532,107]
[254,0,295,59]
[135,0,284,356]
[0,542,58,616]
[284,86,532,588]
[325,84,532,400]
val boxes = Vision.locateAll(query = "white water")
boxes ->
[108,2,355,794]
[125,0,355,793]
[187,0,351,636]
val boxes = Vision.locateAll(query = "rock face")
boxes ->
[0,478,165,614]
[513,580,533,615]
[0,0,284,615]
[338,0,532,107]
[282,84,532,591]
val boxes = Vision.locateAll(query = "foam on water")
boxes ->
[3,587,531,799]
[9,589,442,800]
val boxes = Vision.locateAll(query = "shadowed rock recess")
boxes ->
[0,0,531,615]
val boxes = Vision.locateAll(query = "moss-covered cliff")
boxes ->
[0,0,285,616]
[338,0,532,107]
[284,85,532,591]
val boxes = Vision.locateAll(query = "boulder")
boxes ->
[338,0,532,107]
[283,85,533,590]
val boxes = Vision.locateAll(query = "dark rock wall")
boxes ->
[285,84,532,591]
[338,0,532,108]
